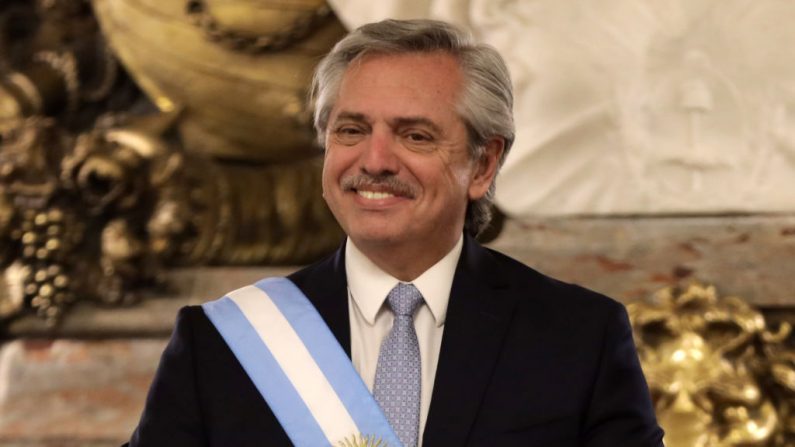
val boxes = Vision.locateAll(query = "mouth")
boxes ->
[356,190,396,200]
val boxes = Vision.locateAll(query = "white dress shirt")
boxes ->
[346,235,463,446]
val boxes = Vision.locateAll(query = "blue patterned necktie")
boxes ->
[374,283,424,447]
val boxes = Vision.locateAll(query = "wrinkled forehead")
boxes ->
[331,51,466,121]
[342,50,464,87]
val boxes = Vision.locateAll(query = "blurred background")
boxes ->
[0,1,794,445]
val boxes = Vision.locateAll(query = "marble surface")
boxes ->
[0,339,166,446]
[489,214,795,306]
[329,0,795,215]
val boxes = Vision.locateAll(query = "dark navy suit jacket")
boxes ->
[127,236,664,446]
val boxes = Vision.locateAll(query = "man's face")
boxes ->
[322,52,496,254]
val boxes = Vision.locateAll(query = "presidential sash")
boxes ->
[202,277,402,447]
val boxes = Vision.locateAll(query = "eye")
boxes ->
[402,131,434,145]
[337,126,362,135]
[407,133,429,142]
[332,125,367,145]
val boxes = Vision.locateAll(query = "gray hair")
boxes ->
[309,19,514,237]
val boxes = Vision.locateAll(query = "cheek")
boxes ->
[453,167,474,187]
[321,155,339,197]
[440,158,477,192]
[322,148,361,200]
[415,169,471,207]
[322,147,344,177]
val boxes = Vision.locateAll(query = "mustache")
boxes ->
[341,174,417,198]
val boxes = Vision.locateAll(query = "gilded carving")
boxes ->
[185,0,334,52]
[0,0,345,324]
[0,118,83,321]
[91,0,346,161]
[628,284,795,446]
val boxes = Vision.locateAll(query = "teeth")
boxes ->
[357,190,395,200]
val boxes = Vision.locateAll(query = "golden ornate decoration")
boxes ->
[0,112,342,324]
[0,0,345,325]
[628,283,795,446]
[92,0,346,161]
[33,50,79,113]
[0,118,83,322]
[185,0,334,53]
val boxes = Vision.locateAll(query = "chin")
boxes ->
[347,226,407,247]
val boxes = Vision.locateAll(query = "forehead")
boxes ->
[332,51,465,122]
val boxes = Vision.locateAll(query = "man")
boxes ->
[128,19,664,447]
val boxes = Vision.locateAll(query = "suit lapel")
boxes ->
[288,242,352,356]
[423,237,517,446]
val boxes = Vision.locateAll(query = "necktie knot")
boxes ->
[387,283,423,317]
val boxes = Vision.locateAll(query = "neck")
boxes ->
[352,234,462,282]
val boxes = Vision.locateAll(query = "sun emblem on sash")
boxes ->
[338,434,387,447]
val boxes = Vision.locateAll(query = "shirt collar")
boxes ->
[345,235,463,328]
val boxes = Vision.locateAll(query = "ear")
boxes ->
[468,137,504,200]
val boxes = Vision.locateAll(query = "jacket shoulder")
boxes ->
[483,245,624,316]
[286,246,342,289]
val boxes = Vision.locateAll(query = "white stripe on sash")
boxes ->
[227,285,359,444]
[203,277,401,446]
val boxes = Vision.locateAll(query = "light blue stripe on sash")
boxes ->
[202,297,329,447]
[254,277,402,447]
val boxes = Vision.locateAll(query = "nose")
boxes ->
[360,127,399,176]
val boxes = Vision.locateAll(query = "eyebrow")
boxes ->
[331,111,444,135]
[391,116,443,135]
[333,111,368,124]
